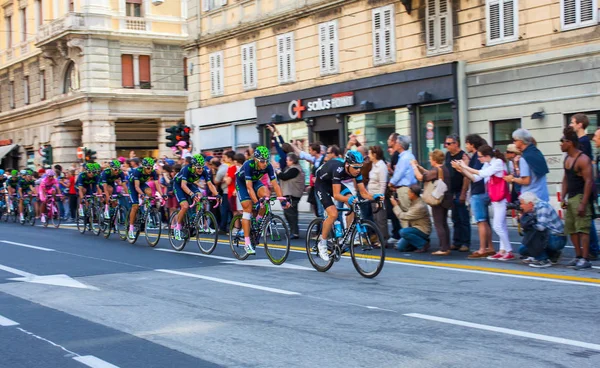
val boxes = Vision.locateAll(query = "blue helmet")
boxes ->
[0,169,4,175]
[344,150,364,165]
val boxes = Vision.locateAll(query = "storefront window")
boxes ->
[418,103,453,165]
[491,119,521,152]
[347,108,410,161]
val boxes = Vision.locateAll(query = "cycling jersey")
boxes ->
[236,160,276,182]
[0,176,6,190]
[128,167,158,185]
[174,165,211,184]
[314,158,361,209]
[76,172,100,191]
[17,178,35,193]
[100,168,125,187]
[6,177,19,190]
[39,176,58,191]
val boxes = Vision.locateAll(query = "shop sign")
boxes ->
[0,139,13,146]
[288,92,354,119]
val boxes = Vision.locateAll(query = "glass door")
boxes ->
[417,103,453,167]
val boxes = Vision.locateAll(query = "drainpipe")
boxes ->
[456,60,468,146]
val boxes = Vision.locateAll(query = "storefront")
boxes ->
[255,63,460,163]
[186,99,259,155]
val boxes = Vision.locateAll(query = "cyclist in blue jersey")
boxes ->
[100,159,129,218]
[128,157,163,239]
[76,163,102,217]
[17,170,38,222]
[172,154,220,240]
[313,150,382,261]
[235,145,290,255]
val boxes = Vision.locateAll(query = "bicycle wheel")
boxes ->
[195,210,218,254]
[263,214,290,265]
[305,218,334,272]
[168,210,188,251]
[115,206,128,241]
[76,212,87,234]
[350,219,385,278]
[144,208,162,247]
[27,204,35,226]
[90,205,102,236]
[50,204,61,228]
[229,214,249,260]
[42,207,49,228]
[125,210,141,244]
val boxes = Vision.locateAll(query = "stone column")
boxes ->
[81,118,117,161]
[51,123,82,167]
[158,119,178,159]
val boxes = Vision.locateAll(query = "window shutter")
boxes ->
[382,7,395,62]
[319,21,338,75]
[503,0,516,37]
[220,0,227,6]
[438,0,450,48]
[489,0,501,41]
[248,43,256,89]
[487,0,518,44]
[427,0,453,54]
[372,8,382,64]
[562,0,597,30]
[241,45,248,88]
[121,54,134,88]
[202,0,210,12]
[426,0,436,51]
[277,36,285,82]
[139,55,151,84]
[217,52,224,95]
[580,0,594,22]
[210,51,224,96]
[277,33,294,83]
[318,23,328,74]
[209,53,216,95]
[328,21,338,73]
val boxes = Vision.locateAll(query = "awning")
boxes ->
[0,144,17,162]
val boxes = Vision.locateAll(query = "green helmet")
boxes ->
[190,154,205,168]
[11,170,18,176]
[85,163,95,173]
[254,146,270,161]
[141,157,155,168]
[109,159,121,169]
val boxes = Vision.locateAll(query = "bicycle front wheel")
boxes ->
[115,206,128,241]
[90,205,103,236]
[229,214,249,260]
[168,210,187,251]
[350,219,385,278]
[195,211,218,254]
[305,218,334,272]
[50,204,61,229]
[76,213,87,234]
[125,210,141,244]
[144,208,162,247]
[263,214,290,265]
[27,204,35,226]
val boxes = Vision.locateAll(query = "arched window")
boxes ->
[63,61,80,93]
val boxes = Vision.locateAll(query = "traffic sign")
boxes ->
[425,131,434,140]
[39,146,46,156]
[426,121,434,131]
[77,147,84,159]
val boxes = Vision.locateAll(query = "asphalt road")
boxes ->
[1,213,599,368]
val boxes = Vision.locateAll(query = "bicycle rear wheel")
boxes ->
[195,210,218,254]
[305,218,334,272]
[229,214,249,260]
[90,205,102,236]
[27,204,35,226]
[50,204,61,228]
[168,210,188,251]
[350,219,385,278]
[263,214,290,265]
[76,212,87,234]
[144,208,162,247]
[125,210,141,244]
[115,206,128,241]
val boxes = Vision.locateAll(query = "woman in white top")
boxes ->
[368,146,389,242]
[457,145,513,260]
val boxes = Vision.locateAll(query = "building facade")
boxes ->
[0,0,188,169]
[185,0,599,187]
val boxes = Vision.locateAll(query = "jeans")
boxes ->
[590,220,599,255]
[284,196,301,236]
[219,194,232,232]
[58,200,65,218]
[68,194,77,219]
[397,227,429,251]
[385,195,401,239]
[519,233,567,261]
[451,193,471,247]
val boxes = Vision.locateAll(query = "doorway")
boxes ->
[315,129,340,147]
[417,103,453,167]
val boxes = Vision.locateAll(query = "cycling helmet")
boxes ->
[190,154,205,168]
[108,159,121,169]
[11,170,18,176]
[21,169,30,176]
[94,163,102,173]
[45,169,55,177]
[344,150,364,165]
[141,157,155,168]
[254,146,270,161]
[84,163,95,173]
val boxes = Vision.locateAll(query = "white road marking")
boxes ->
[73,355,120,368]
[155,269,301,295]
[405,313,600,351]
[221,259,314,271]
[0,263,98,290]
[0,264,34,277]
[0,240,55,252]
[154,248,231,260]
[17,327,79,356]
[0,314,19,326]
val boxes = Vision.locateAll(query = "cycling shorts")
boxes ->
[173,182,202,204]
[235,176,265,203]
[39,187,56,202]
[128,183,149,204]
[315,181,351,210]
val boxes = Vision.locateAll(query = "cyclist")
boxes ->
[100,160,128,218]
[39,169,61,224]
[235,146,290,255]
[0,169,6,211]
[18,170,38,223]
[314,150,382,261]
[127,157,163,239]
[76,163,102,217]
[5,170,20,212]
[172,154,220,240]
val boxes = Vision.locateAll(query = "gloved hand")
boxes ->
[347,195,357,206]
[373,194,383,200]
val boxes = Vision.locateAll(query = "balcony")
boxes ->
[124,17,147,31]
[36,13,86,45]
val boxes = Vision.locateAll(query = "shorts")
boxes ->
[39,188,56,202]
[235,177,265,203]
[470,193,490,222]
[17,189,33,199]
[315,181,351,210]
[565,194,592,235]
[101,183,118,193]
[128,183,149,204]
[76,184,97,194]
[173,182,201,204]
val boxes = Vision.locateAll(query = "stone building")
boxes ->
[0,0,188,169]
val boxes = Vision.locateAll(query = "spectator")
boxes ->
[412,149,453,255]
[68,169,77,221]
[367,145,389,244]
[267,124,294,170]
[160,165,177,222]
[517,192,567,268]
[276,153,306,239]
[505,128,549,201]
[215,151,235,234]
[457,144,513,260]
[386,132,401,244]
[505,144,521,203]
[444,133,470,252]
[388,135,417,212]
[560,127,594,270]
[390,184,432,252]
[59,171,70,220]
[293,142,325,218]
[356,145,373,221]
[227,154,246,231]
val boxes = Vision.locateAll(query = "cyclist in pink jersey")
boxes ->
[39,169,60,224]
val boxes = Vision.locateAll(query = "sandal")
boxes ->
[468,251,487,259]
[432,250,451,256]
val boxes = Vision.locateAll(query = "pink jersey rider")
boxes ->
[39,175,59,202]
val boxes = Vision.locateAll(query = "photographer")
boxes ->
[517,192,567,268]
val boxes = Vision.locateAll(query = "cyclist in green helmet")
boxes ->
[100,159,129,218]
[76,163,102,217]
[235,145,289,255]
[5,169,20,212]
[127,157,163,239]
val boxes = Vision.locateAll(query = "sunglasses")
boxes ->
[350,165,363,170]
[444,141,456,146]
[257,159,268,164]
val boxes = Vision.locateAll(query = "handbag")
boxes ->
[422,167,448,206]
[487,170,510,202]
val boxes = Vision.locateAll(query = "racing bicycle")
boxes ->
[126,194,164,246]
[77,194,103,235]
[102,194,129,240]
[42,193,63,229]
[168,196,220,253]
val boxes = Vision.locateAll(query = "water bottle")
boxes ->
[333,220,343,239]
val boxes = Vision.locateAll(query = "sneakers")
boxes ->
[104,210,110,219]
[128,225,135,239]
[549,251,562,265]
[19,214,24,222]
[245,243,256,255]
[499,252,515,261]
[573,258,592,270]
[317,239,330,261]
[78,207,84,217]
[529,259,552,268]
[566,258,580,268]
[521,257,536,264]
[487,252,505,260]
[388,237,399,244]
[41,214,46,224]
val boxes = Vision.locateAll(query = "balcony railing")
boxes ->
[125,17,147,31]
[36,13,86,45]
